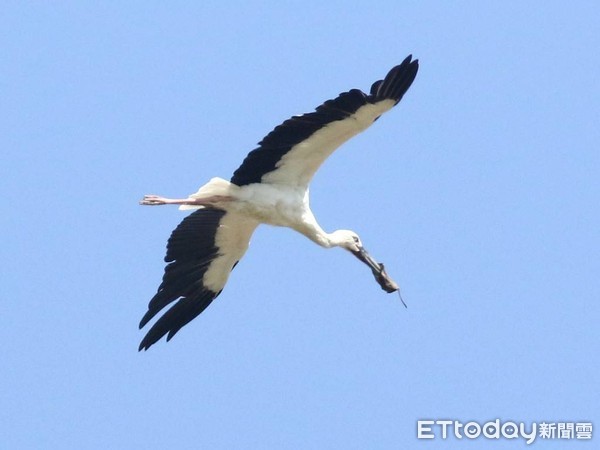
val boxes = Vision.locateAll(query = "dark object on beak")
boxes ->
[351,246,407,307]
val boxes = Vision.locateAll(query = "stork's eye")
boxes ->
[352,236,360,243]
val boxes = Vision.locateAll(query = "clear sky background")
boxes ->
[2,2,599,449]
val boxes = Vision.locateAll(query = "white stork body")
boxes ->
[138,56,419,350]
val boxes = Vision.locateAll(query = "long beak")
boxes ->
[352,246,383,274]
[351,246,407,307]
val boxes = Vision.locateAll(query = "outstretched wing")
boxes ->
[230,55,419,188]
[139,208,258,351]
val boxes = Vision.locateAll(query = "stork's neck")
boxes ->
[297,222,354,250]
[312,230,337,248]
[297,222,334,248]
[289,208,335,248]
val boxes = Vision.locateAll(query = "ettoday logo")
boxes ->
[417,419,593,444]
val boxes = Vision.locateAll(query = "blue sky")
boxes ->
[2,2,599,449]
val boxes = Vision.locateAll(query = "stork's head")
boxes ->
[330,229,379,273]
[329,229,362,252]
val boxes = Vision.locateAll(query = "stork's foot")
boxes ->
[140,193,233,206]
[140,194,186,206]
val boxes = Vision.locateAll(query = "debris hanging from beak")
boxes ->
[351,246,407,307]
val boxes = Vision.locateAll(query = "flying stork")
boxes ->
[138,55,419,351]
